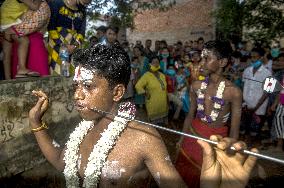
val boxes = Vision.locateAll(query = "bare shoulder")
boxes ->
[125,121,162,143]
[224,80,242,99]
[191,80,202,91]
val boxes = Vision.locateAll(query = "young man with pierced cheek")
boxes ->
[29,44,256,188]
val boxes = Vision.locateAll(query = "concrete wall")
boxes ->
[127,0,216,45]
[0,76,81,178]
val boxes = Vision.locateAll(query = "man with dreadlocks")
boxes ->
[175,40,243,188]
[29,43,256,188]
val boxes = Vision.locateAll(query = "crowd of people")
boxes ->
[0,0,283,187]
[115,37,284,186]
[120,37,284,147]
[29,42,258,188]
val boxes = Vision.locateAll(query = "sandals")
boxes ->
[15,71,40,78]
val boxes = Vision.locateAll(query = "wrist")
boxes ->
[31,121,48,132]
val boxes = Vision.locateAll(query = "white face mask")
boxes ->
[73,66,94,82]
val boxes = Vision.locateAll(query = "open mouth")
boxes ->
[75,103,87,111]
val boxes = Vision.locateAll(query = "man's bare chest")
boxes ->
[77,131,146,185]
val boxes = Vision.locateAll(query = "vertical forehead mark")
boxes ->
[73,66,94,82]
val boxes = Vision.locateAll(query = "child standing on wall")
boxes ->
[0,0,50,79]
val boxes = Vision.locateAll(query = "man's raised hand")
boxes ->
[29,90,49,125]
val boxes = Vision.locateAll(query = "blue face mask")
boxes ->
[131,64,138,68]
[166,69,176,76]
[161,54,169,58]
[176,75,185,84]
[251,60,262,68]
[271,48,280,58]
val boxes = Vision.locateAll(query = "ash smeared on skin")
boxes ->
[52,140,60,148]
[154,172,161,185]
[72,44,131,89]
[102,161,125,180]
[165,155,174,166]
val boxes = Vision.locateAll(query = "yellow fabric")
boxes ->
[0,0,28,26]
[135,72,168,120]
[48,28,77,75]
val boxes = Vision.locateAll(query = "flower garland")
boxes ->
[196,77,226,123]
[64,120,94,187]
[63,102,136,188]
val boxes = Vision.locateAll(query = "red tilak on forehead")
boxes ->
[74,66,81,81]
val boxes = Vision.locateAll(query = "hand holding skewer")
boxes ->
[199,135,258,188]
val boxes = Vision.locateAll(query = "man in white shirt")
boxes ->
[241,48,272,142]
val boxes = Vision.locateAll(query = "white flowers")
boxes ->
[197,80,226,123]
[197,104,204,111]
[63,110,132,188]
[214,103,221,109]
[216,81,225,98]
[64,121,94,188]
[200,82,207,90]
[83,116,128,188]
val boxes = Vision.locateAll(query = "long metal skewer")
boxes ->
[243,77,284,89]
[90,107,284,165]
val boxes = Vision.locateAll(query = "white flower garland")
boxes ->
[197,80,226,123]
[63,103,135,188]
[83,115,128,187]
[64,121,95,188]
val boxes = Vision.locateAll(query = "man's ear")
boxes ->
[220,58,228,68]
[113,84,125,102]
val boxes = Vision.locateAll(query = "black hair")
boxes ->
[107,26,119,34]
[132,56,138,61]
[251,47,265,57]
[177,41,183,46]
[72,44,130,89]
[231,51,242,59]
[203,40,232,60]
[198,37,204,42]
[149,55,160,63]
[278,53,284,59]
[96,25,107,33]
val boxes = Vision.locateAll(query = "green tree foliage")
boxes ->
[242,0,284,43]
[213,0,243,42]
[214,0,284,43]
[87,0,176,28]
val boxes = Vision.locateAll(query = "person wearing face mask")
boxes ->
[241,47,272,145]
[271,43,280,59]
[159,47,174,73]
[47,0,91,75]
[135,56,169,125]
[165,65,183,122]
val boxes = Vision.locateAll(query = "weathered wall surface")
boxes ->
[0,76,81,178]
[127,0,216,45]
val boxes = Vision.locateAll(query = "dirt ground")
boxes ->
[1,108,284,187]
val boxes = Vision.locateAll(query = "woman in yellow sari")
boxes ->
[135,56,168,125]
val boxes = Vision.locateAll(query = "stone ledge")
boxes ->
[0,76,80,178]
